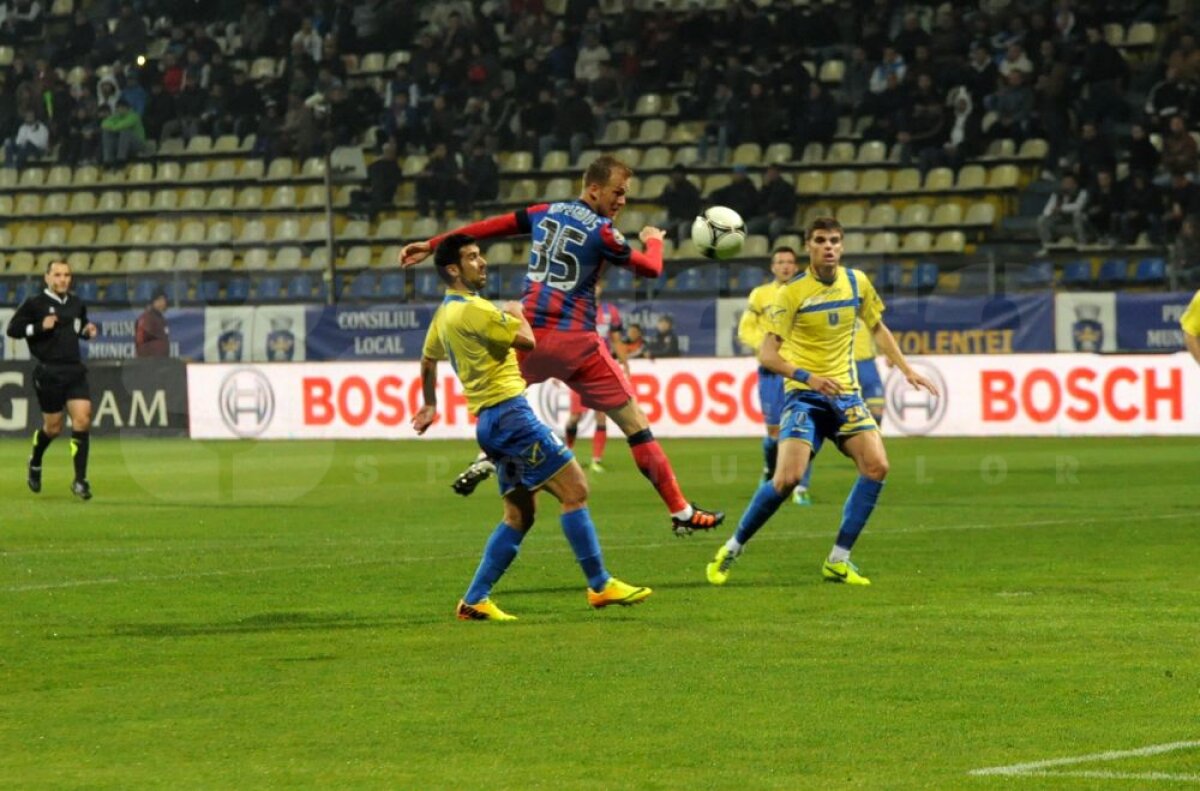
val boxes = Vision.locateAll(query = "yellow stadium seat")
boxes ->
[90,251,119,273]
[67,224,96,246]
[934,230,966,252]
[47,165,72,188]
[13,226,41,247]
[901,231,933,253]
[733,143,762,165]
[69,192,97,214]
[931,203,963,226]
[988,165,1020,188]
[891,169,921,192]
[157,161,182,181]
[236,187,264,209]
[66,252,91,271]
[19,167,45,188]
[794,171,827,195]
[239,159,265,180]
[121,250,148,271]
[15,194,41,215]
[864,203,897,228]
[345,246,373,270]
[266,158,295,180]
[1017,138,1049,161]
[8,252,36,273]
[857,141,887,164]
[126,163,154,183]
[828,170,858,194]
[73,165,100,186]
[181,189,207,210]
[544,177,574,201]
[182,161,210,182]
[95,224,123,247]
[149,250,175,271]
[826,141,856,164]
[302,157,326,178]
[859,168,889,194]
[634,119,666,144]
[955,165,987,190]
[235,218,266,242]
[836,204,866,227]
[923,167,954,191]
[703,174,732,195]
[269,186,297,209]
[800,142,824,164]
[207,249,235,271]
[210,160,239,181]
[898,203,931,227]
[180,221,207,244]
[273,218,303,242]
[175,249,202,270]
[505,151,534,172]
[305,219,331,243]
[841,231,867,254]
[866,232,898,254]
[410,217,439,238]
[982,138,1016,160]
[965,202,996,226]
[341,220,369,241]
[206,188,235,210]
[125,191,150,211]
[540,150,570,171]
[185,135,212,155]
[206,221,234,245]
[819,59,845,84]
[671,146,700,167]
[152,190,179,212]
[375,218,404,239]
[1124,21,1155,47]
[242,248,271,270]
[613,146,642,168]
[151,223,179,245]
[124,223,152,245]
[633,93,662,116]
[214,135,240,153]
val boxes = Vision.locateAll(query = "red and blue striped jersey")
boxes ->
[519,200,632,331]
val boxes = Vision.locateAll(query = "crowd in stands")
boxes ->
[0,0,1199,282]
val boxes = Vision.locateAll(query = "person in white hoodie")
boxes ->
[5,110,49,169]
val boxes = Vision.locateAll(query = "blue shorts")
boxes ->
[779,389,879,451]
[856,358,884,411]
[758,366,786,427]
[476,396,574,496]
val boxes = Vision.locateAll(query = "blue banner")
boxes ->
[612,298,717,357]
[85,308,206,361]
[1116,292,1194,351]
[883,294,1054,353]
[304,304,436,360]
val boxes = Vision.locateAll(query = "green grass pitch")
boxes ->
[2,436,1198,789]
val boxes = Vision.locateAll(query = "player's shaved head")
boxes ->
[583,154,633,187]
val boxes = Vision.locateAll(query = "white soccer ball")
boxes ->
[691,206,746,260]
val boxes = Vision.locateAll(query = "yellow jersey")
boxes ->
[738,280,787,354]
[1182,289,1200,337]
[422,289,527,414]
[852,317,878,361]
[766,267,884,394]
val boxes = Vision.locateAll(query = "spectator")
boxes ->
[134,290,170,358]
[897,73,947,171]
[383,92,421,152]
[113,4,147,58]
[647,315,680,358]
[416,142,465,219]
[657,164,702,244]
[868,46,907,96]
[11,0,42,40]
[100,99,144,167]
[842,45,873,113]
[1163,170,1200,236]
[461,143,499,211]
[5,110,48,168]
[539,81,593,165]
[793,80,839,151]
[623,323,650,359]
[64,9,94,62]
[62,104,100,165]
[698,82,736,165]
[1038,172,1089,250]
[278,92,317,158]
[350,141,402,222]
[892,11,931,61]
[1144,65,1193,131]
[1079,24,1130,123]
[709,165,759,225]
[1161,114,1199,177]
[292,18,322,63]
[923,85,981,173]
[746,164,796,242]
[239,1,270,57]
[1171,216,1200,287]
[985,70,1034,142]
[1069,120,1117,185]
[1080,170,1121,245]
[964,42,998,106]
[574,30,610,84]
[1119,171,1164,245]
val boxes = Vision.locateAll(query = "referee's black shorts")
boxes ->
[33,363,90,414]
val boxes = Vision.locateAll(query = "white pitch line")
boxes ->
[1,512,1193,594]
[970,740,1200,776]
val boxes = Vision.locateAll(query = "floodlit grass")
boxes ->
[2,436,1197,789]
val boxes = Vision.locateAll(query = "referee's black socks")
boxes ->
[31,429,53,466]
[70,432,90,481]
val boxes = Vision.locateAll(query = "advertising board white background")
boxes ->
[187,354,1200,440]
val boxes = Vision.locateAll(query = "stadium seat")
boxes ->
[898,203,931,227]
[133,279,161,304]
[676,264,722,293]
[349,271,378,299]
[923,168,954,191]
[1061,259,1094,288]
[739,235,770,259]
[1098,258,1128,287]
[836,204,866,227]
[964,202,996,227]
[875,262,902,289]
[103,280,129,305]
[606,265,635,296]
[226,277,251,302]
[818,59,845,84]
[841,231,867,254]
[344,246,373,270]
[826,142,855,164]
[732,143,761,165]
[1017,138,1049,161]
[149,250,175,271]
[266,159,295,181]
[795,171,826,196]
[930,203,963,227]
[196,278,221,302]
[66,252,91,272]
[764,142,792,164]
[414,269,442,300]
[828,170,858,194]
[634,119,667,144]
[856,169,888,194]
[256,276,284,301]
[891,169,921,192]
[955,165,987,190]
[988,165,1020,189]
[380,271,407,298]
[734,265,768,291]
[1124,21,1156,47]
[901,231,933,254]
[864,204,897,228]
[867,232,899,254]
[934,231,966,253]
[286,274,314,301]
[856,141,887,164]
[1134,257,1166,285]
[982,138,1016,160]
[1017,260,1054,289]
[912,262,939,292]
[75,280,100,302]
[800,142,824,164]
[0,281,9,304]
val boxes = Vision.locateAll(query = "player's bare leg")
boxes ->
[605,398,724,536]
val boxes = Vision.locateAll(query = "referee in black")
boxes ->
[5,259,98,499]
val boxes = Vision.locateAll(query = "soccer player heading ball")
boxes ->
[400,155,724,536]
[706,218,939,587]
[413,234,651,620]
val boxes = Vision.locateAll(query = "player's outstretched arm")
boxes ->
[624,226,665,277]
[398,241,433,268]
[872,320,940,396]
[412,356,439,434]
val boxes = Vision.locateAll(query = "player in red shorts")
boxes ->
[564,279,626,472]
[400,155,724,535]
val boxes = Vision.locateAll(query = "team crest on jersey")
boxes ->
[609,227,626,246]
[828,312,840,326]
